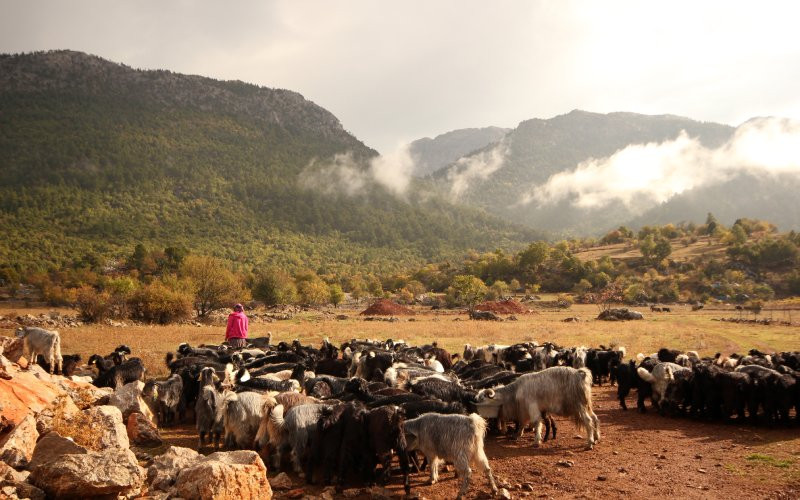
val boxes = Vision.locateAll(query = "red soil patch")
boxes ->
[359,299,415,316]
[475,299,529,314]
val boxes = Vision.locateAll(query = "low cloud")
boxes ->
[446,139,509,199]
[299,144,415,197]
[522,117,800,211]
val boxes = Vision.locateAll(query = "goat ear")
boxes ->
[239,369,251,383]
[369,351,375,358]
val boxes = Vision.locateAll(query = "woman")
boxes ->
[225,303,249,348]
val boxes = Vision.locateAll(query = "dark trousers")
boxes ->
[228,337,247,348]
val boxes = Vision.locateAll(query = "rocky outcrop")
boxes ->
[127,412,162,447]
[0,414,38,468]
[84,405,130,449]
[109,380,155,422]
[30,445,145,498]
[174,450,272,500]
[0,461,45,500]
[146,446,201,492]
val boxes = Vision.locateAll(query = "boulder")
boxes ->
[109,381,155,422]
[0,414,38,468]
[174,450,271,500]
[269,472,293,490]
[34,394,80,435]
[54,379,113,409]
[30,445,145,498]
[27,432,88,470]
[469,310,502,321]
[84,405,130,449]
[0,481,46,500]
[0,359,70,426]
[127,412,162,447]
[0,337,24,363]
[0,462,29,483]
[146,446,201,492]
[597,308,644,321]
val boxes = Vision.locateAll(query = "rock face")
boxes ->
[109,380,155,422]
[34,394,80,435]
[174,450,272,500]
[0,461,45,500]
[84,405,130,449]
[0,337,24,362]
[127,412,163,447]
[0,414,38,468]
[30,445,145,498]
[146,446,201,492]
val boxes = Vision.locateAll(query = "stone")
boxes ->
[368,486,393,499]
[0,414,38,468]
[174,450,272,500]
[109,381,155,422]
[29,446,144,498]
[556,460,574,468]
[286,489,305,499]
[127,412,162,447]
[597,475,607,481]
[498,488,512,499]
[0,337,24,363]
[28,432,88,470]
[84,405,129,449]
[146,446,201,492]
[34,394,80,435]
[0,481,46,500]
[269,472,293,490]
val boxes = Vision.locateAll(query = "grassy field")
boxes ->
[573,235,728,263]
[2,303,799,377]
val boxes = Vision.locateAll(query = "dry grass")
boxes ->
[1,304,799,377]
[573,236,728,263]
[50,395,101,451]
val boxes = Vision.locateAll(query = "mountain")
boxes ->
[408,126,509,177]
[0,50,538,272]
[432,110,800,235]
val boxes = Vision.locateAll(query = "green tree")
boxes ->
[180,255,246,317]
[252,266,298,306]
[329,283,345,307]
[730,224,748,245]
[450,275,488,311]
[298,278,329,306]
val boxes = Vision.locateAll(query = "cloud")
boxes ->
[522,117,800,212]
[299,144,415,197]
[446,140,510,198]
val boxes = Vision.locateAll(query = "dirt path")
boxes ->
[158,385,799,499]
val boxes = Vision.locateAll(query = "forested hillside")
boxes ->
[0,50,537,273]
[409,126,509,177]
[432,110,800,235]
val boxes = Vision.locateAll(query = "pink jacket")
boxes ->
[225,311,249,340]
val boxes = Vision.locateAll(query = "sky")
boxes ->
[2,0,800,153]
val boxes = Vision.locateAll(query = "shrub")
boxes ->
[75,285,112,322]
[128,279,193,324]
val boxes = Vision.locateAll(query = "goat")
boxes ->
[93,358,146,389]
[142,374,185,426]
[269,403,327,476]
[220,390,265,449]
[637,362,689,409]
[476,366,599,449]
[16,327,62,374]
[195,367,223,449]
[234,368,300,393]
[403,413,497,499]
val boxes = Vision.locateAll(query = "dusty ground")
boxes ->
[3,303,800,498]
[157,385,800,499]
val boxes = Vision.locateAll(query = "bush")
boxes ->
[128,279,193,324]
[75,285,112,322]
[252,267,297,306]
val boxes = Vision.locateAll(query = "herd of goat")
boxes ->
[13,325,800,497]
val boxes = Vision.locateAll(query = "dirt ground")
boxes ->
[158,385,800,499]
